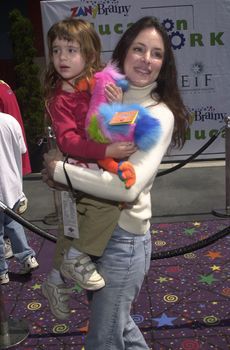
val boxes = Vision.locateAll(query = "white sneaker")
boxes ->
[60,253,105,291]
[42,280,72,320]
[18,195,28,215]
[0,272,9,285]
[20,256,39,274]
[4,238,14,259]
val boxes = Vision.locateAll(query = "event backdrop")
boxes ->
[40,0,230,161]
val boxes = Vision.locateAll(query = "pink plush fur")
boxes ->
[85,62,161,188]
[85,62,126,130]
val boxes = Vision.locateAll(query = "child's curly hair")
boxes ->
[43,18,102,99]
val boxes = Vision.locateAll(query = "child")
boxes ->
[0,113,39,284]
[0,80,31,259]
[42,18,136,320]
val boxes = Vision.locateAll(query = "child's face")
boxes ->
[51,38,85,83]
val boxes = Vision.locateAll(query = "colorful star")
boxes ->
[166,266,182,273]
[198,274,218,285]
[152,313,177,327]
[72,284,83,292]
[157,276,169,283]
[31,283,41,290]
[210,265,221,271]
[193,222,201,227]
[77,322,89,333]
[205,251,222,260]
[184,227,197,236]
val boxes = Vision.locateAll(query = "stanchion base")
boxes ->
[212,208,230,218]
[0,318,29,349]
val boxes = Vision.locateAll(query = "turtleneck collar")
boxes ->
[123,81,157,106]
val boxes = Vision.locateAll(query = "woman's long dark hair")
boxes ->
[112,16,189,148]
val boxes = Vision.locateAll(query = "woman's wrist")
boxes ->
[53,160,63,182]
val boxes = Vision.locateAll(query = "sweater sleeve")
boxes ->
[54,105,174,202]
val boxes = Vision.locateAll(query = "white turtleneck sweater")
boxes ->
[54,82,174,235]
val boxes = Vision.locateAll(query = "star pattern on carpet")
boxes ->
[193,222,201,227]
[184,227,197,236]
[205,251,223,259]
[2,219,229,349]
[210,265,221,271]
[31,283,42,290]
[156,276,169,283]
[152,313,177,327]
[198,273,218,285]
[72,284,83,293]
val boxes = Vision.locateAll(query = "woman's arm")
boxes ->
[50,106,174,202]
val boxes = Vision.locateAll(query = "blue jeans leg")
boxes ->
[85,225,152,350]
[4,213,35,263]
[0,200,35,274]
[0,210,7,274]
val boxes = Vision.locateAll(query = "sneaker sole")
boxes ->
[0,279,9,285]
[0,274,9,285]
[5,252,14,259]
[60,265,105,291]
[19,264,39,275]
[42,284,70,320]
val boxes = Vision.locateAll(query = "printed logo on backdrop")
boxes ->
[140,4,225,97]
[186,105,226,144]
[139,3,227,157]
[181,61,214,94]
[72,0,131,17]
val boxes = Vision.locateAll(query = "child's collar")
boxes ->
[64,77,95,94]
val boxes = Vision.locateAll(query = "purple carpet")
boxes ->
[1,218,229,350]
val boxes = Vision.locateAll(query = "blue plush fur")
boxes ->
[98,103,162,151]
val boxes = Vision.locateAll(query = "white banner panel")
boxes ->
[40,0,230,161]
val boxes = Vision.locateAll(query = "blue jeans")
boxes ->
[85,225,151,350]
[0,201,35,274]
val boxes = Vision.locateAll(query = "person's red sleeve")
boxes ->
[0,82,31,175]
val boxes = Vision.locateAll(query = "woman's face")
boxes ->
[124,28,164,87]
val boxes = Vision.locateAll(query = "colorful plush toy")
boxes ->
[85,63,162,188]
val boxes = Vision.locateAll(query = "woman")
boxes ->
[43,16,188,350]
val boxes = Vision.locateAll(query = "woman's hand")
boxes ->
[105,142,137,159]
[43,148,62,177]
[41,148,64,187]
[105,83,123,103]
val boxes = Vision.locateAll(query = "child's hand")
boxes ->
[105,142,137,159]
[105,83,123,103]
[118,161,136,188]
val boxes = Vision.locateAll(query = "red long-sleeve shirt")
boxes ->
[47,86,107,161]
[0,81,31,175]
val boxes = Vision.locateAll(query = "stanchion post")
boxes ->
[0,285,30,349]
[226,116,230,212]
[42,126,59,225]
[212,115,230,217]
